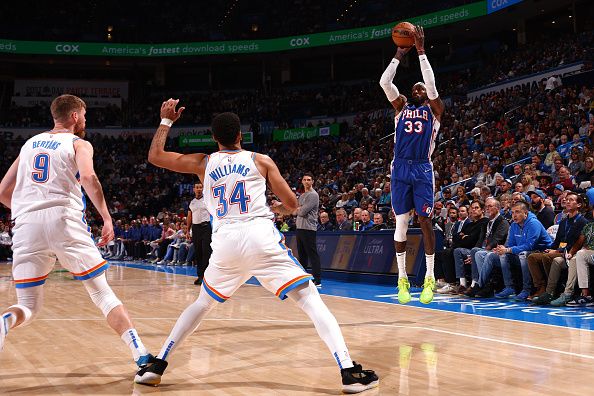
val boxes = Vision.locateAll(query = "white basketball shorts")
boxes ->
[11,206,108,288]
[202,218,313,302]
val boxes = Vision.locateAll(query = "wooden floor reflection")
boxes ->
[1,264,593,395]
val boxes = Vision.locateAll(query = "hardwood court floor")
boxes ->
[1,264,593,395]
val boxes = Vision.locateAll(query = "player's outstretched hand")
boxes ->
[160,98,185,123]
[413,25,425,54]
[97,220,115,247]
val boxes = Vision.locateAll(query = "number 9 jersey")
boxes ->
[203,150,274,233]
[11,132,85,220]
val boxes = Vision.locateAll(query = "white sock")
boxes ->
[157,289,217,361]
[288,282,354,370]
[397,252,407,279]
[471,280,478,287]
[460,278,467,287]
[120,328,148,362]
[425,254,435,279]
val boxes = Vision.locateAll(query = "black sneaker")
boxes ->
[314,279,322,288]
[194,278,202,285]
[532,292,553,306]
[475,285,493,298]
[464,284,481,298]
[134,357,168,386]
[341,361,379,394]
[566,295,594,307]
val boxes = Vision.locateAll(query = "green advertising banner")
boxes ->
[179,132,253,147]
[273,124,339,142]
[0,2,485,57]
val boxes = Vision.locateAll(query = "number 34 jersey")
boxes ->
[393,103,440,161]
[11,132,84,220]
[203,150,274,233]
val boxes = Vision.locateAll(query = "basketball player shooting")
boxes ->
[379,25,445,304]
[134,99,378,393]
[0,95,154,369]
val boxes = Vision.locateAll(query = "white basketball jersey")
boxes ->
[11,132,84,219]
[203,150,273,232]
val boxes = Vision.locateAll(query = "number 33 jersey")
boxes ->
[203,150,274,232]
[393,103,440,161]
[11,132,84,220]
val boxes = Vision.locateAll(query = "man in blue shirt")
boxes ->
[478,201,552,301]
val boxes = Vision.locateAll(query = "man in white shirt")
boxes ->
[187,182,212,285]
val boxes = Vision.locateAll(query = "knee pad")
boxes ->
[394,213,410,242]
[82,275,122,317]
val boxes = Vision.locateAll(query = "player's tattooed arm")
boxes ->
[148,99,207,178]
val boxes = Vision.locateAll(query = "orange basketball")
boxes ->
[392,22,415,48]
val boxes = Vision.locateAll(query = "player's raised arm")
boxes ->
[413,25,445,121]
[0,156,20,209]
[380,47,410,113]
[148,99,208,179]
[254,154,298,215]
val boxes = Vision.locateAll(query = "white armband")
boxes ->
[419,54,439,100]
[160,118,173,127]
[379,58,401,102]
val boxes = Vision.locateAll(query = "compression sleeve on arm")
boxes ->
[379,58,401,102]
[418,54,438,100]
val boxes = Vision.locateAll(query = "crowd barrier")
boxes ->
[282,229,444,282]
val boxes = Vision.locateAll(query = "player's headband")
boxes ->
[413,82,426,88]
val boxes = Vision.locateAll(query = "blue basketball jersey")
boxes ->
[393,103,440,161]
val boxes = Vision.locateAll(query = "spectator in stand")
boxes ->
[126,220,142,260]
[442,207,459,249]
[275,214,290,232]
[537,175,554,197]
[557,167,576,191]
[359,188,373,209]
[351,207,363,231]
[500,179,513,197]
[529,192,588,304]
[576,157,594,187]
[359,210,374,232]
[345,191,358,211]
[318,211,335,231]
[553,186,566,212]
[551,158,565,183]
[335,193,349,209]
[335,208,352,231]
[568,149,585,176]
[466,198,510,297]
[454,186,470,207]
[435,205,469,292]
[370,213,386,230]
[441,200,488,294]
[529,190,555,229]
[479,201,552,301]
[544,143,561,171]
[378,184,391,207]
[0,224,12,260]
[561,205,594,307]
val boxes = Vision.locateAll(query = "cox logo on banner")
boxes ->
[289,37,311,47]
[55,44,80,53]
[487,0,522,14]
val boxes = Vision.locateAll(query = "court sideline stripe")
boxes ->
[35,317,594,361]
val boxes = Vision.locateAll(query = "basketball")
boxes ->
[392,22,415,48]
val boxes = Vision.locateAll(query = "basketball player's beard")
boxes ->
[409,96,423,107]
[74,130,86,139]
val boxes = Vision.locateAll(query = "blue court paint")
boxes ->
[110,261,594,331]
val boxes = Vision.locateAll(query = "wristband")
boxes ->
[160,118,173,127]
